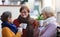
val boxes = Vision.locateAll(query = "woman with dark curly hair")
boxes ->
[1,11,22,37]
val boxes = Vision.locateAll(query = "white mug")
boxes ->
[23,23,27,29]
[19,23,27,29]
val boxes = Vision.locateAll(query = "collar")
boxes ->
[44,16,56,26]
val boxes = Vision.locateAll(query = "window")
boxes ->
[0,0,28,5]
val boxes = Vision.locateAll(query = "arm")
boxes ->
[2,27,22,37]
[13,19,20,27]
[15,32,22,37]
[33,20,39,28]
[2,27,15,37]
[33,20,40,37]
[40,24,57,37]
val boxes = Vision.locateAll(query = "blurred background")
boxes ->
[0,0,60,37]
[0,0,56,20]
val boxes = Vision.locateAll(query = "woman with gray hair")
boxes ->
[38,7,58,37]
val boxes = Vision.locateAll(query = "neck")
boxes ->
[18,15,30,23]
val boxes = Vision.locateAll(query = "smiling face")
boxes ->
[20,6,30,18]
[20,9,29,18]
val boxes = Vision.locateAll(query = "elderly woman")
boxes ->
[38,7,58,37]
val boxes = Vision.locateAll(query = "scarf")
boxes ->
[44,16,56,26]
[1,21,18,34]
[18,15,34,37]
[18,15,29,23]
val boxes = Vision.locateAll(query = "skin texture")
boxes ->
[20,9,29,18]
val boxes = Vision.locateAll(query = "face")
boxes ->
[20,9,29,18]
[42,12,47,20]
[8,17,12,23]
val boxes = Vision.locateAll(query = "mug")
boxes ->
[20,23,27,29]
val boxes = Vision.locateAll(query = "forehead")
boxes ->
[21,10,29,14]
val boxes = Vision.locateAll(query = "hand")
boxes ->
[19,23,24,29]
[18,27,23,35]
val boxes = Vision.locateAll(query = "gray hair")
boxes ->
[41,7,55,16]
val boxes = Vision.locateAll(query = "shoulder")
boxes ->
[29,18,38,22]
[13,19,20,27]
[2,27,9,30]
[29,18,37,24]
[49,22,57,28]
[2,27,11,32]
[2,27,15,37]
[2,27,15,34]
[47,22,57,30]
[29,18,39,26]
[2,27,11,34]
[13,19,19,22]
[13,19,19,24]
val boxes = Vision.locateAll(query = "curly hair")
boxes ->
[1,11,12,22]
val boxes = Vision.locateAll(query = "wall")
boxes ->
[0,6,20,21]
[55,0,60,23]
[55,0,60,12]
[0,6,20,37]
[42,0,55,10]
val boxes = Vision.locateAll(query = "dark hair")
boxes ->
[19,6,30,13]
[1,11,12,22]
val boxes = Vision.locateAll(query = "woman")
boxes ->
[1,11,22,37]
[38,7,58,37]
[13,6,39,37]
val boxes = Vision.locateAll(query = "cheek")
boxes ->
[26,13,29,16]
[20,13,29,18]
[8,18,12,22]
[43,14,47,19]
[21,13,25,16]
[23,13,29,16]
[20,13,24,16]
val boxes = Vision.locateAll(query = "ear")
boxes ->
[7,17,9,21]
[7,17,12,23]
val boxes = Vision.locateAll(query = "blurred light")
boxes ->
[43,0,52,7]
[0,0,2,5]
[35,1,39,6]
[28,0,35,9]
[17,1,20,5]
